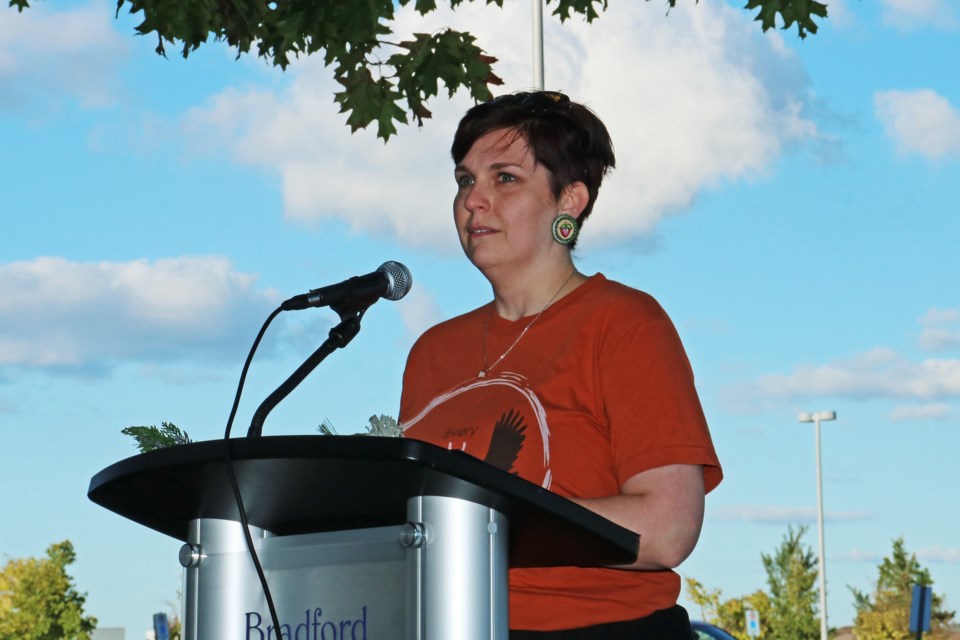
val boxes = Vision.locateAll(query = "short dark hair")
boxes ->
[451,91,616,241]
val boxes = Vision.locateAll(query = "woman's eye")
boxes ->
[456,175,474,187]
[497,172,517,183]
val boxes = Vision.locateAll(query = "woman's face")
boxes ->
[453,128,562,273]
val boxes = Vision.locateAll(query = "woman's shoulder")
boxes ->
[582,274,669,322]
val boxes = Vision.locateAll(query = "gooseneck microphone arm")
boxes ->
[246,313,362,438]
[244,261,411,438]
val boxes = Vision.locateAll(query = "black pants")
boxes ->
[509,605,693,640]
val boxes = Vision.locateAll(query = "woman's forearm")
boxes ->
[570,464,706,571]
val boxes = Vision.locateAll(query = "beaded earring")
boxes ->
[551,213,579,246]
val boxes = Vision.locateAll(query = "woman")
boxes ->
[399,91,722,638]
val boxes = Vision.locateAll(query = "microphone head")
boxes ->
[377,261,413,301]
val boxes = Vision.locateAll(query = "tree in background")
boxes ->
[685,576,771,639]
[165,580,184,640]
[850,537,956,639]
[716,590,772,640]
[7,0,828,140]
[761,525,820,639]
[0,541,97,640]
[686,576,723,623]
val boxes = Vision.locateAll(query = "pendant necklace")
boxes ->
[479,270,578,378]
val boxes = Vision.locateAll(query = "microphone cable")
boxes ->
[222,305,284,637]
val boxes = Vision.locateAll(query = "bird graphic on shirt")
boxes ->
[483,408,527,474]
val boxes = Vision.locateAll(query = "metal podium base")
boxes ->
[180,496,509,640]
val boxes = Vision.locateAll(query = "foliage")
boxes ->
[685,576,771,639]
[0,541,97,640]
[850,537,956,639]
[761,524,820,639]
[685,575,723,622]
[165,585,183,640]
[364,414,402,437]
[169,614,182,640]
[743,0,827,39]
[318,414,402,437]
[7,0,828,140]
[687,530,959,640]
[717,590,772,639]
[121,421,193,453]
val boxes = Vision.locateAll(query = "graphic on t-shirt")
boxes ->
[482,409,526,474]
[402,373,553,488]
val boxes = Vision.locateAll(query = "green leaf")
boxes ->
[365,414,402,437]
[377,85,409,140]
[317,418,338,435]
[414,0,438,13]
[334,67,390,133]
[121,422,192,453]
[390,29,500,130]
[743,0,828,38]
[316,414,401,437]
[553,0,609,23]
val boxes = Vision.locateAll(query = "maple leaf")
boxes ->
[744,0,829,38]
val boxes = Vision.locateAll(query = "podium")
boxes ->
[88,436,638,639]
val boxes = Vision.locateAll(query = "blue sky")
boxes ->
[2,0,959,635]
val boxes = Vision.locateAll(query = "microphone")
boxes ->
[281,261,412,312]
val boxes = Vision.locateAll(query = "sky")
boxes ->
[1,0,959,636]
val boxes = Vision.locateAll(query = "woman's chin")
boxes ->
[464,245,498,270]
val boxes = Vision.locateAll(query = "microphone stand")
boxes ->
[246,307,364,438]
[225,296,375,637]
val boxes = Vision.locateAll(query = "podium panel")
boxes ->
[182,521,407,639]
[181,498,509,640]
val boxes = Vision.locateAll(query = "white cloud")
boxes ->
[836,545,960,564]
[724,310,960,412]
[180,0,817,248]
[881,0,959,31]
[823,0,857,29]
[833,549,884,563]
[919,308,960,351]
[730,347,960,403]
[399,287,444,346]
[917,545,960,563]
[134,364,227,385]
[890,403,952,422]
[0,1,128,111]
[712,504,816,522]
[0,256,279,373]
[875,89,960,160]
[711,504,869,523]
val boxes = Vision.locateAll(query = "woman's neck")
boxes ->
[486,261,586,321]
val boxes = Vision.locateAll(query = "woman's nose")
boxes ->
[463,181,489,212]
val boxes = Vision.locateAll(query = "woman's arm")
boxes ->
[570,463,705,571]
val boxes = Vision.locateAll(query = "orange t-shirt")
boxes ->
[399,274,722,631]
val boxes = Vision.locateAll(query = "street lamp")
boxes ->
[797,410,837,640]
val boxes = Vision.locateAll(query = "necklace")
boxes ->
[479,270,578,378]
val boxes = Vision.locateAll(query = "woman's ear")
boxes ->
[560,182,590,220]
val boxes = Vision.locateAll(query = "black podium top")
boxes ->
[88,436,638,569]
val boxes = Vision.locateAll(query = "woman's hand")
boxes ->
[570,463,705,571]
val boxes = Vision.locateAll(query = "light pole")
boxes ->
[797,410,836,640]
[532,0,544,89]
